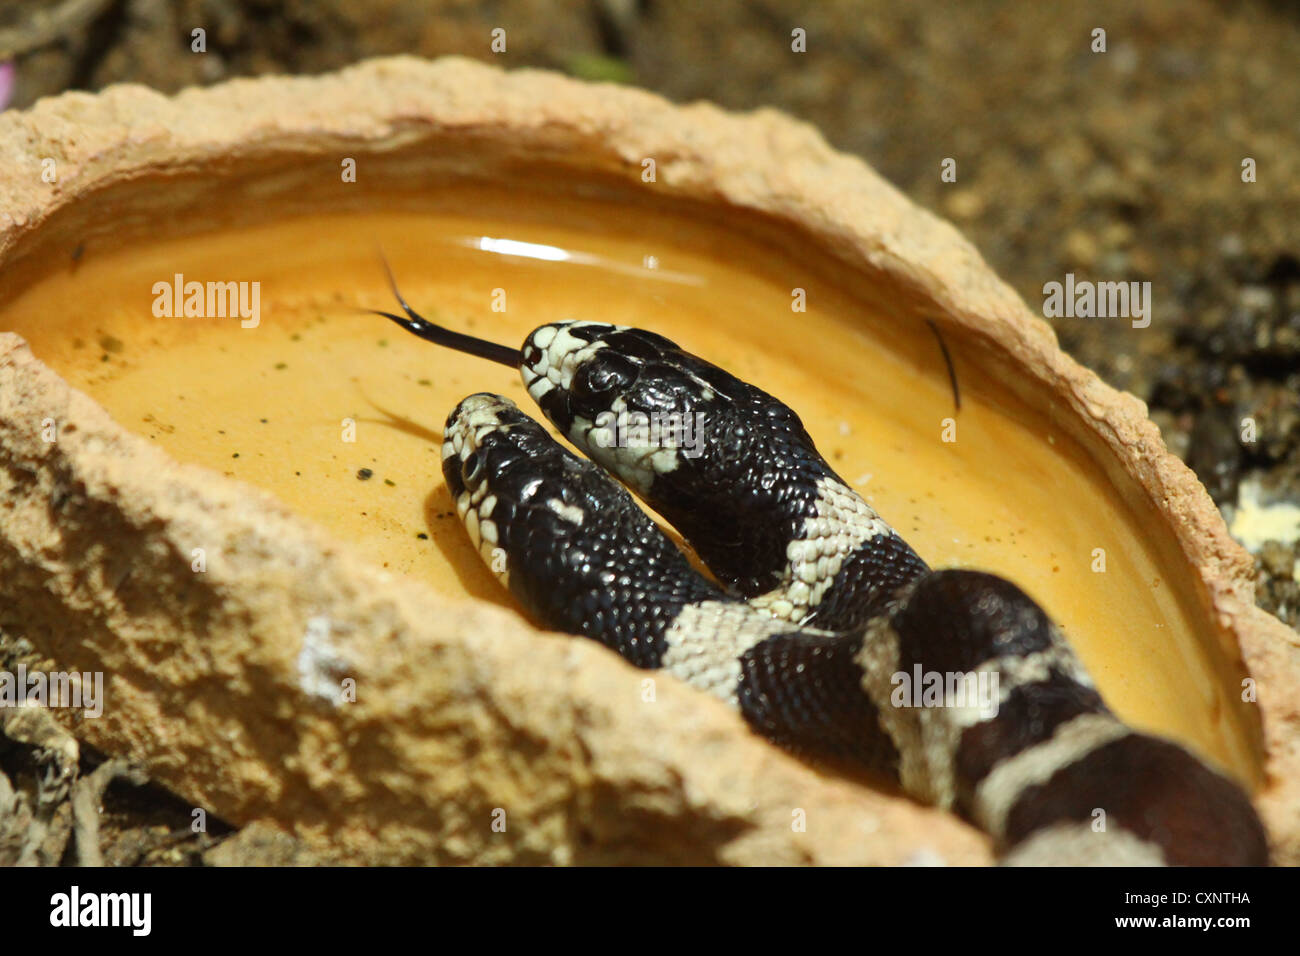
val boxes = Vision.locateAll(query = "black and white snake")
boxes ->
[375,277,1268,866]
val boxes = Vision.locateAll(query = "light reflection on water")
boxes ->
[454,235,706,287]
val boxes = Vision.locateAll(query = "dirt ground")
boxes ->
[1,0,1297,865]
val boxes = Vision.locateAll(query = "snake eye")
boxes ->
[462,451,484,485]
[523,343,543,368]
[571,352,638,412]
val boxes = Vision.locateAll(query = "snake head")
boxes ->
[440,392,587,583]
[521,321,740,492]
[521,321,636,415]
[520,321,824,499]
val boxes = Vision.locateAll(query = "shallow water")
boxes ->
[1,188,1260,784]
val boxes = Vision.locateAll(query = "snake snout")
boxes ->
[447,391,516,423]
[441,393,518,481]
[521,321,629,408]
[442,392,563,502]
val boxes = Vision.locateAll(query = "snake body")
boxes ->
[379,290,1268,866]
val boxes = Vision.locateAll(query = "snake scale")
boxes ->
[376,277,1268,866]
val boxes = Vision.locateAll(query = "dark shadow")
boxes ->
[352,400,443,446]
[421,482,518,610]
[349,389,513,607]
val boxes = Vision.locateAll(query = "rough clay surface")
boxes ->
[0,56,1296,864]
